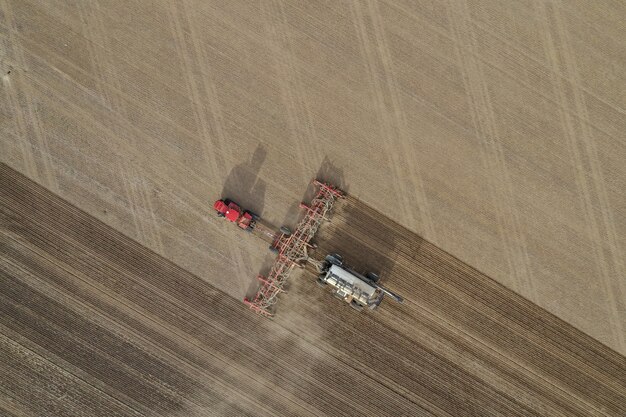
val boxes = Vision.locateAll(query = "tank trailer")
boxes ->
[316,253,403,311]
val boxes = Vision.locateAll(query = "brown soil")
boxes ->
[1,0,624,354]
[2,164,624,417]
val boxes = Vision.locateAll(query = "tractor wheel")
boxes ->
[350,300,364,311]
[280,226,291,236]
[366,272,380,283]
[269,245,279,253]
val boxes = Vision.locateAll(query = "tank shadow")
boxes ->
[221,144,267,216]
[281,196,408,319]
[310,198,402,289]
[315,155,349,194]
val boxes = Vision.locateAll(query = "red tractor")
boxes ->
[213,199,257,231]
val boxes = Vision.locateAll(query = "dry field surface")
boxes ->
[2,165,625,417]
[1,0,624,354]
[1,0,626,415]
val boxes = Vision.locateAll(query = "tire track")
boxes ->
[446,0,537,300]
[536,1,626,352]
[165,0,226,178]
[2,164,433,417]
[3,164,625,416]
[366,0,436,238]
[1,70,39,180]
[308,196,625,416]
[81,0,126,114]
[1,0,58,191]
[262,0,318,181]
[348,0,422,232]
[74,1,111,111]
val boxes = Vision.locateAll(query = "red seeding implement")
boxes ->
[214,180,342,316]
[213,179,402,317]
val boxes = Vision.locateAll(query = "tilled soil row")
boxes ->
[276,284,547,417]
[337,195,624,376]
[332,196,625,376]
[291,265,597,417]
[332,197,626,393]
[302,196,625,416]
[1,164,434,416]
[2,164,624,416]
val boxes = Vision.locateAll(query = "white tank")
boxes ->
[318,259,385,310]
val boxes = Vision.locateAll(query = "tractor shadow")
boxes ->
[221,144,267,216]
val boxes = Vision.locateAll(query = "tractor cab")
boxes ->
[214,199,257,231]
[214,199,241,222]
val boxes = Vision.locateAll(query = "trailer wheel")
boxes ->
[269,245,279,253]
[316,278,327,287]
[280,226,291,236]
[350,300,364,311]
[366,272,380,283]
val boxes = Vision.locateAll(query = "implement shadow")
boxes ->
[281,156,350,230]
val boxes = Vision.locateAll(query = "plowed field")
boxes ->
[2,0,624,354]
[2,164,624,417]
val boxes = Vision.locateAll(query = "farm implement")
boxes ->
[213,179,402,316]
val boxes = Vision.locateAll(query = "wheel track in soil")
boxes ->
[335,194,626,388]
[1,164,625,416]
[0,208,355,416]
[331,194,624,375]
[0,165,429,416]
[297,195,625,416]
